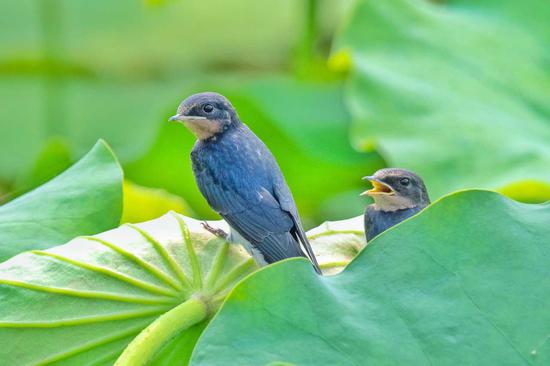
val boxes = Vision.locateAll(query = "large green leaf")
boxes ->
[335,0,550,199]
[0,140,122,262]
[0,214,256,366]
[0,212,363,365]
[191,190,550,365]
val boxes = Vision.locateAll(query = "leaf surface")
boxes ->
[191,190,550,365]
[0,212,361,365]
[0,140,122,262]
[0,214,256,366]
[336,0,550,199]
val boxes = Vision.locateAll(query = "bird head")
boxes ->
[169,92,239,140]
[361,168,430,211]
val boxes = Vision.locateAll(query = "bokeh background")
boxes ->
[1,0,549,227]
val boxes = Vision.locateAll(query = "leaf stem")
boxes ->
[114,297,208,366]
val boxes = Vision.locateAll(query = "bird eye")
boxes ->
[203,104,214,113]
[400,178,410,186]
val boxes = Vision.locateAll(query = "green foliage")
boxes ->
[1,1,549,364]
[0,141,546,365]
[0,0,370,223]
[14,137,72,196]
[0,140,122,262]
[0,214,256,365]
[0,0,307,179]
[0,212,365,365]
[191,190,550,365]
[121,180,193,224]
[335,0,550,200]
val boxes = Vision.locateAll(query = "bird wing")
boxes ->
[273,176,321,273]
[192,125,320,273]
[195,169,307,264]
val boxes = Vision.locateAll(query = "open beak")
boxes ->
[168,114,207,123]
[360,176,395,196]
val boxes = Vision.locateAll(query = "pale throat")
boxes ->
[184,119,223,140]
[372,194,416,211]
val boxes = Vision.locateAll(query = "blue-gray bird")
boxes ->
[362,168,430,242]
[170,92,321,274]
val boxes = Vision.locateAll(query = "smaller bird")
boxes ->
[362,168,430,242]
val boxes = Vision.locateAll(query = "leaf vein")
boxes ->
[31,250,178,297]
[82,236,183,291]
[172,214,203,288]
[34,323,149,365]
[126,224,193,291]
[0,307,168,328]
[0,279,174,305]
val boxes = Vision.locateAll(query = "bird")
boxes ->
[362,168,430,242]
[169,92,321,274]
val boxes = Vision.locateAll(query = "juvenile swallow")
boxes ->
[170,92,321,274]
[362,168,430,242]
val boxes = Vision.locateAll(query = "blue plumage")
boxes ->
[364,205,423,242]
[171,92,320,273]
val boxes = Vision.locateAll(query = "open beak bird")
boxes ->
[362,168,430,242]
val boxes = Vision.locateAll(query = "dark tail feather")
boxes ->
[294,228,321,275]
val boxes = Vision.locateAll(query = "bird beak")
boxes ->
[169,114,183,122]
[169,114,207,123]
[360,176,395,196]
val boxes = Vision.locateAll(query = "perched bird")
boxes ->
[170,92,321,274]
[362,168,430,242]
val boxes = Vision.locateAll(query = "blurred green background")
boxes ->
[1,0,549,227]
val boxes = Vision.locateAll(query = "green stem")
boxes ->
[114,297,208,366]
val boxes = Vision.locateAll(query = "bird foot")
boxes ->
[201,222,228,240]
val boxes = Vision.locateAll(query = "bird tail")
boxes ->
[294,228,322,275]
